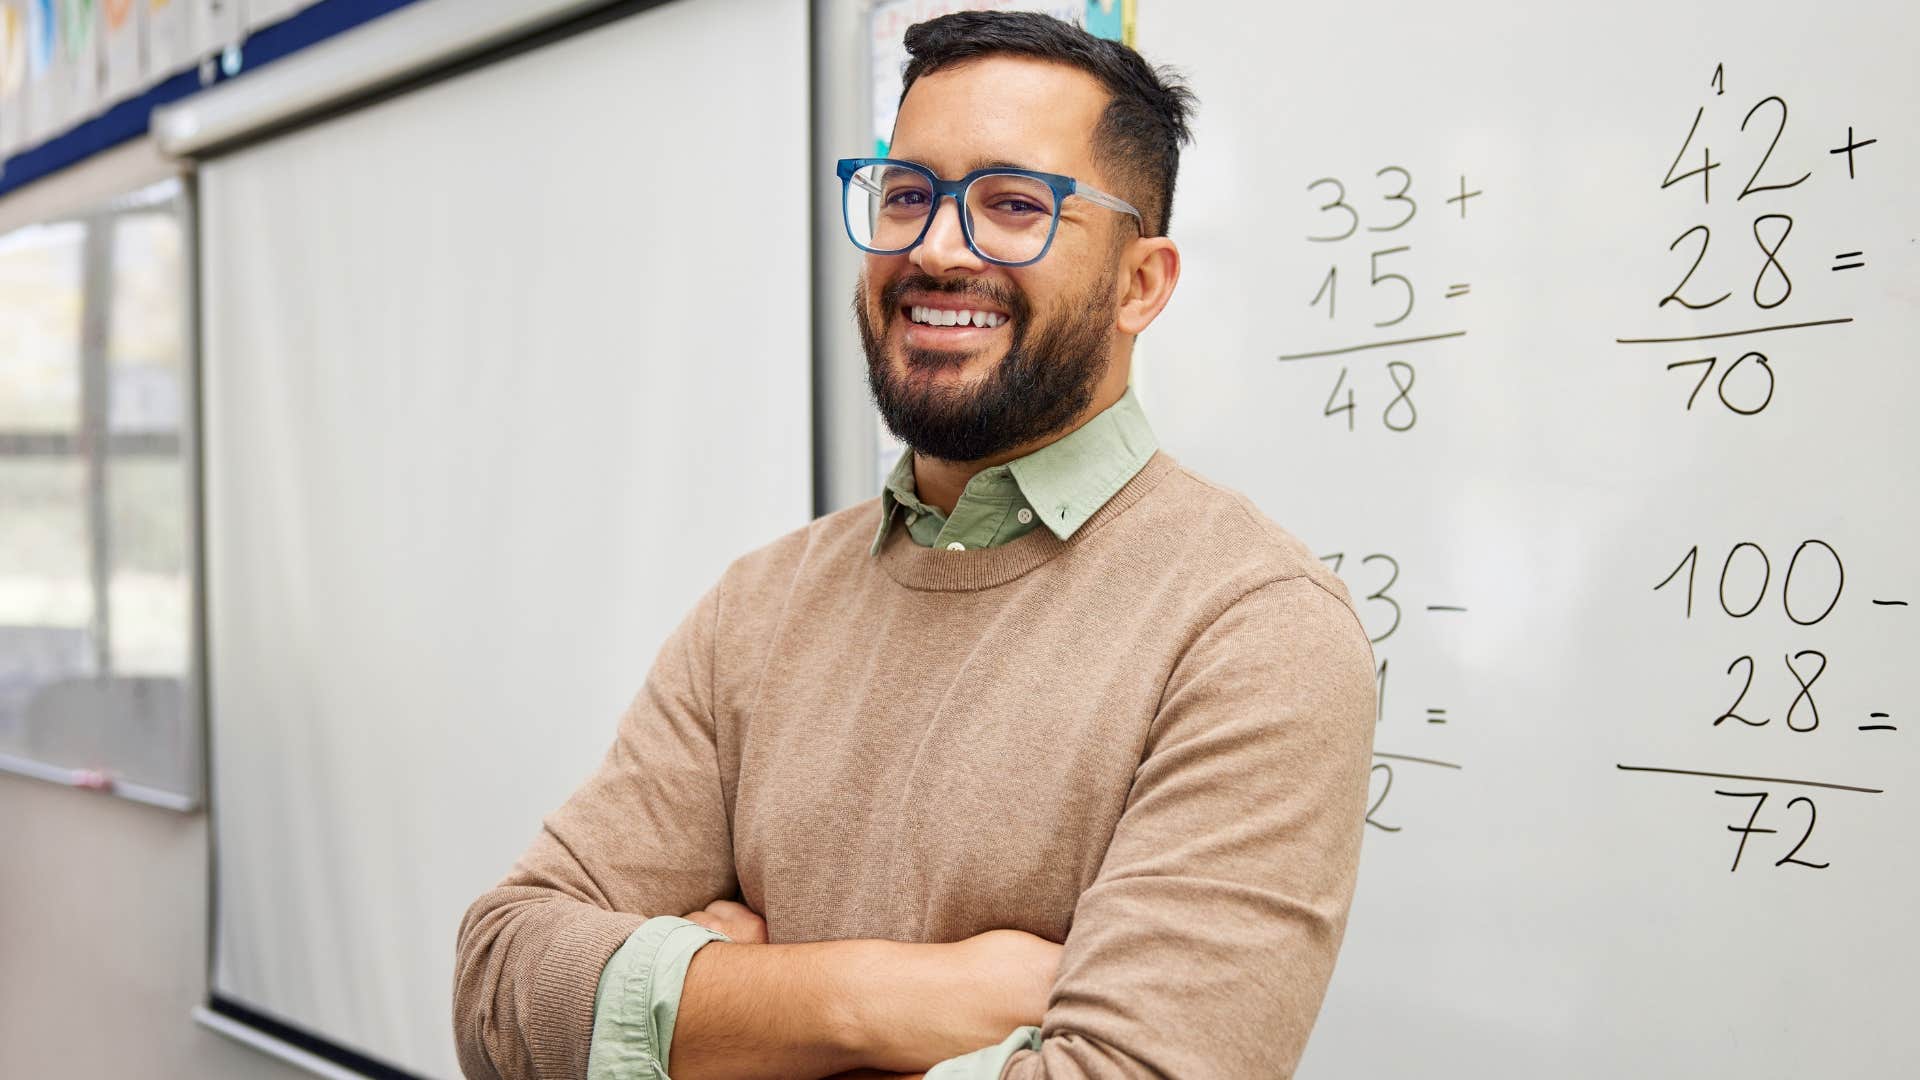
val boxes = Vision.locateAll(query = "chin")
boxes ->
[893,339,997,381]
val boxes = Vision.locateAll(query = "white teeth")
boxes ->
[908,305,1005,327]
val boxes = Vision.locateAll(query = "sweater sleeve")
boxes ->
[453,582,739,1080]
[586,917,732,1079]
[1000,576,1377,1079]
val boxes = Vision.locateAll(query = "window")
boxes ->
[0,178,198,807]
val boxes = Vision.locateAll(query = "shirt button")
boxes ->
[1016,508,1034,525]
[905,512,919,526]
[946,541,966,551]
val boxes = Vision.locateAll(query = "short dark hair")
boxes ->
[898,11,1197,237]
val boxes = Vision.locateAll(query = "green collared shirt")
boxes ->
[586,390,1158,1079]
[870,387,1159,554]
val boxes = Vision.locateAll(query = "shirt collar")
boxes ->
[869,387,1158,555]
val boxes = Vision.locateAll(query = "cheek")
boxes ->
[864,255,909,308]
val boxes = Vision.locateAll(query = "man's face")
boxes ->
[855,56,1127,464]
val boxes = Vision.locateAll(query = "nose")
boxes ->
[909,193,986,277]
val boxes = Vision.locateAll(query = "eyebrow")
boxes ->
[894,156,1050,176]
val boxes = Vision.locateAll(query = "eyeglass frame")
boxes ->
[835,157,1145,268]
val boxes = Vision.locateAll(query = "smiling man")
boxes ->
[454,12,1376,1080]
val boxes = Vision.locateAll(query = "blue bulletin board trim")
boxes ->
[0,0,422,201]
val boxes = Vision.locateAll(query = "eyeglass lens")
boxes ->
[846,164,1057,264]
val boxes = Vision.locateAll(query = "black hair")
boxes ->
[898,11,1197,237]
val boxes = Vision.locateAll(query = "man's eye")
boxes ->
[992,198,1046,215]
[884,189,929,207]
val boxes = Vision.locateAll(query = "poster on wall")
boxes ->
[101,0,142,101]
[23,0,59,145]
[0,0,25,159]
[62,0,104,132]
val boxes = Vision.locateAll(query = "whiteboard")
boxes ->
[199,0,810,1075]
[1137,1,1917,1076]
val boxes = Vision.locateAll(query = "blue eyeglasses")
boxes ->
[836,157,1144,267]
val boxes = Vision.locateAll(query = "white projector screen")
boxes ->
[199,1,810,1075]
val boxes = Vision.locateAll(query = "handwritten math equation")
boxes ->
[1614,63,1893,872]
[1279,165,1483,434]
[1320,550,1468,834]
[1614,62,1876,412]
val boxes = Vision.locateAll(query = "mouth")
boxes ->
[896,298,1012,347]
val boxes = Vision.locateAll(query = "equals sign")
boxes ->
[1860,713,1897,732]
[1444,283,1471,299]
[1426,708,1448,724]
[1832,251,1866,271]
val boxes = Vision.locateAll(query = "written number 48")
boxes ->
[1326,361,1418,433]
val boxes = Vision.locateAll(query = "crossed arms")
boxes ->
[452,574,1376,1079]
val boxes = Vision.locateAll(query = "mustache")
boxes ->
[880,272,1027,320]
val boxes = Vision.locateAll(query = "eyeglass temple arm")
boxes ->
[1071,182,1145,227]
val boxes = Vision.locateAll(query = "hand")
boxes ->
[945,929,1061,1042]
[858,928,1062,1071]
[682,897,769,944]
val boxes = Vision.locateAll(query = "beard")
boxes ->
[854,264,1115,464]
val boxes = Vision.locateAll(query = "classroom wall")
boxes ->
[0,132,291,1080]
[0,773,306,1079]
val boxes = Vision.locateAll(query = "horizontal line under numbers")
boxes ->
[1278,329,1467,362]
[1375,751,1463,770]
[1615,763,1882,794]
[1614,316,1853,345]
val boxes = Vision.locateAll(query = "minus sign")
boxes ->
[1873,600,1909,606]
[1859,725,1898,731]
[1427,605,1467,612]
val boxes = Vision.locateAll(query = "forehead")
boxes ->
[890,55,1110,179]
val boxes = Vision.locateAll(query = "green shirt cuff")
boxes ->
[586,915,731,1080]
[925,1025,1044,1079]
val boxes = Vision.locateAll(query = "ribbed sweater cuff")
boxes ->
[530,904,652,1079]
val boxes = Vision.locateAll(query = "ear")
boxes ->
[1114,235,1180,336]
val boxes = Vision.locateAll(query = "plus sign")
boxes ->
[1445,175,1483,219]
[1829,125,1877,179]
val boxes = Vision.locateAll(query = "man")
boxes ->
[454,12,1375,1079]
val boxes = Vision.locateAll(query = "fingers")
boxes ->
[683,910,726,934]
[703,900,769,943]
[680,900,769,944]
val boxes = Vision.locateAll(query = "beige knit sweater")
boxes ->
[454,452,1377,1079]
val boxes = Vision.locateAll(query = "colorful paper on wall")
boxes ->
[101,0,141,101]
[63,0,103,131]
[0,1,22,159]
[1081,0,1133,46]
[23,0,60,145]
